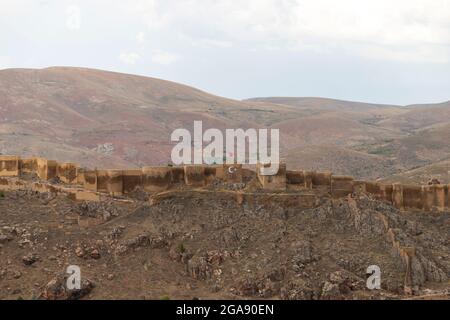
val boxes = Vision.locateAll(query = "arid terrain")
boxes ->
[0,174,449,300]
[0,67,449,301]
[1,67,449,183]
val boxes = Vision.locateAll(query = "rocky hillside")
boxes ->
[0,187,448,300]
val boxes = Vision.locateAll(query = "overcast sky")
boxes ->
[1,0,450,105]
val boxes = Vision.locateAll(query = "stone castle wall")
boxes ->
[0,155,448,212]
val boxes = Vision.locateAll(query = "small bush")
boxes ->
[177,242,186,254]
[160,295,171,300]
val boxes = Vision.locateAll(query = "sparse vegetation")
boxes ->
[367,145,395,156]
[177,242,186,254]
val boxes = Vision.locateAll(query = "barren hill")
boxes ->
[378,101,450,132]
[0,68,273,165]
[0,67,311,167]
[381,160,450,184]
[245,96,401,113]
[361,123,450,171]
[284,145,397,180]
[251,96,450,180]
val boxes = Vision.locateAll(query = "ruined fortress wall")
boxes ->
[446,185,450,209]
[286,170,304,185]
[96,170,124,195]
[286,170,331,190]
[184,165,206,187]
[96,170,110,193]
[434,185,446,212]
[392,184,404,210]
[311,171,332,192]
[256,163,286,191]
[83,170,98,191]
[142,166,173,191]
[170,167,185,183]
[204,165,218,184]
[386,183,445,212]
[106,170,123,195]
[402,185,423,210]
[380,184,393,203]
[76,168,86,185]
[364,181,380,196]
[215,164,243,183]
[2,155,450,212]
[421,185,434,211]
[204,166,217,177]
[122,169,142,194]
[242,168,255,179]
[0,156,20,177]
[312,171,332,187]
[36,158,57,181]
[352,180,367,194]
[57,163,78,184]
[364,182,394,203]
[19,158,37,173]
[331,175,354,198]
[303,171,313,189]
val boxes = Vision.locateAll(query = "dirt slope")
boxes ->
[0,187,448,300]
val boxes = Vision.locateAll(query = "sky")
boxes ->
[1,0,450,105]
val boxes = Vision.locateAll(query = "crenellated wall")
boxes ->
[0,156,20,176]
[257,163,286,190]
[2,155,449,212]
[57,162,78,184]
[36,158,58,181]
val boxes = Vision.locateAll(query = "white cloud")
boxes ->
[151,50,179,65]
[180,34,233,49]
[4,0,446,63]
[119,0,450,63]
[66,5,81,30]
[354,44,450,64]
[136,32,146,44]
[119,52,141,65]
[0,0,449,103]
[117,0,171,30]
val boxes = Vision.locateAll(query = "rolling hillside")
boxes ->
[0,67,449,181]
[0,67,302,167]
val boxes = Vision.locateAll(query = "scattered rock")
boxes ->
[39,273,94,300]
[0,233,13,244]
[90,249,100,260]
[321,281,341,299]
[187,256,212,280]
[22,253,39,266]
[75,247,85,258]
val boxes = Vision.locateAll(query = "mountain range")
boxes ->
[1,67,449,182]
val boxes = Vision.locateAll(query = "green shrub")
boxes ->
[177,242,186,253]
